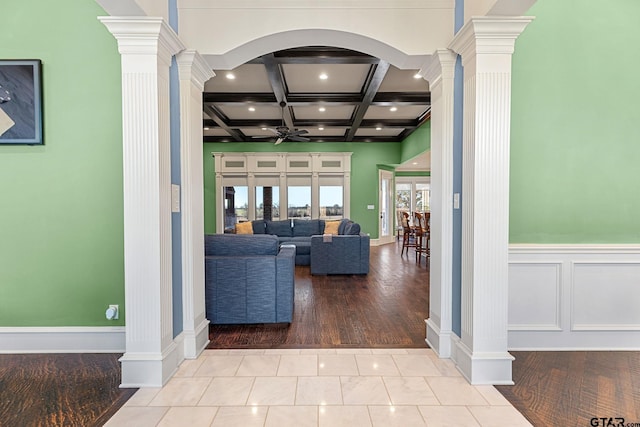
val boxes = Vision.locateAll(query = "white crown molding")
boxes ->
[449,16,534,58]
[98,17,185,59]
[421,48,456,87]
[176,50,215,89]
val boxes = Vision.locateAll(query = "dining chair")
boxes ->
[414,211,430,263]
[400,211,417,256]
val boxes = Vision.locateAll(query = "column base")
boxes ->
[119,341,181,388]
[453,340,514,385]
[183,318,210,359]
[425,318,452,358]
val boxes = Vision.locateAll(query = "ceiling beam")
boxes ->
[203,93,277,103]
[203,92,429,106]
[203,104,244,142]
[203,118,421,129]
[346,60,391,141]
[261,53,295,129]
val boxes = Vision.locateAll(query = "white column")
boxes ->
[176,50,214,359]
[449,17,533,384]
[421,49,456,358]
[99,17,185,387]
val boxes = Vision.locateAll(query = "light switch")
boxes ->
[171,184,180,213]
[453,193,460,209]
[367,205,375,210]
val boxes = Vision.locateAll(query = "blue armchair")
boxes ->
[204,234,295,324]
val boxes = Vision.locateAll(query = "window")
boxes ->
[223,185,248,233]
[287,185,311,218]
[213,153,352,232]
[320,185,343,219]
[416,182,430,212]
[395,178,430,217]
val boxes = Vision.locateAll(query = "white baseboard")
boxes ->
[0,327,126,353]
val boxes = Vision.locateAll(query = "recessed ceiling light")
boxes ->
[413,162,418,165]
[261,127,267,131]
[318,127,325,131]
[390,106,398,112]
[225,73,235,80]
[204,127,210,130]
[376,127,382,131]
[413,73,422,79]
[319,107,326,112]
[319,73,328,80]
[248,106,255,112]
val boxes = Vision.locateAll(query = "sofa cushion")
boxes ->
[344,222,361,235]
[252,220,266,234]
[324,220,340,235]
[293,219,322,236]
[235,221,253,234]
[266,219,293,237]
[205,234,278,256]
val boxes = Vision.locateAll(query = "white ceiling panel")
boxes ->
[379,65,430,92]
[205,64,272,92]
[355,127,403,137]
[293,105,355,120]
[282,63,371,93]
[217,104,283,120]
[364,105,429,120]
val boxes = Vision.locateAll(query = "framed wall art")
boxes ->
[0,59,43,145]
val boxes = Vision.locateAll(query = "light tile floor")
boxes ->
[105,348,532,427]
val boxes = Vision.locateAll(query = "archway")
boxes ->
[101,12,529,386]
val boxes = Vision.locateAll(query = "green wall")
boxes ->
[400,121,430,164]
[510,0,640,243]
[0,1,125,326]
[203,142,403,239]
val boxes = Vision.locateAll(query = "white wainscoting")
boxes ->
[0,327,126,353]
[508,245,640,350]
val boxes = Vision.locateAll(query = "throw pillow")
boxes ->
[345,222,361,235]
[337,218,351,235]
[324,220,340,235]
[235,221,253,234]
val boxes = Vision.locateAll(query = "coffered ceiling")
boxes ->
[202,47,431,144]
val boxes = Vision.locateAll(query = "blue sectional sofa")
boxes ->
[310,233,370,275]
[204,233,295,324]
[239,218,370,274]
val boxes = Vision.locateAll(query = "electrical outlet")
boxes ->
[106,304,119,320]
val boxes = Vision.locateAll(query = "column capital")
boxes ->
[99,16,184,62]
[176,50,215,91]
[420,49,457,88]
[449,16,534,63]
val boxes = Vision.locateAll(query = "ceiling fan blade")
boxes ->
[274,137,284,145]
[288,129,309,136]
[288,136,310,142]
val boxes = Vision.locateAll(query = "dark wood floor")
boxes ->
[207,243,430,349]
[0,353,136,427]
[2,243,639,426]
[496,351,640,427]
